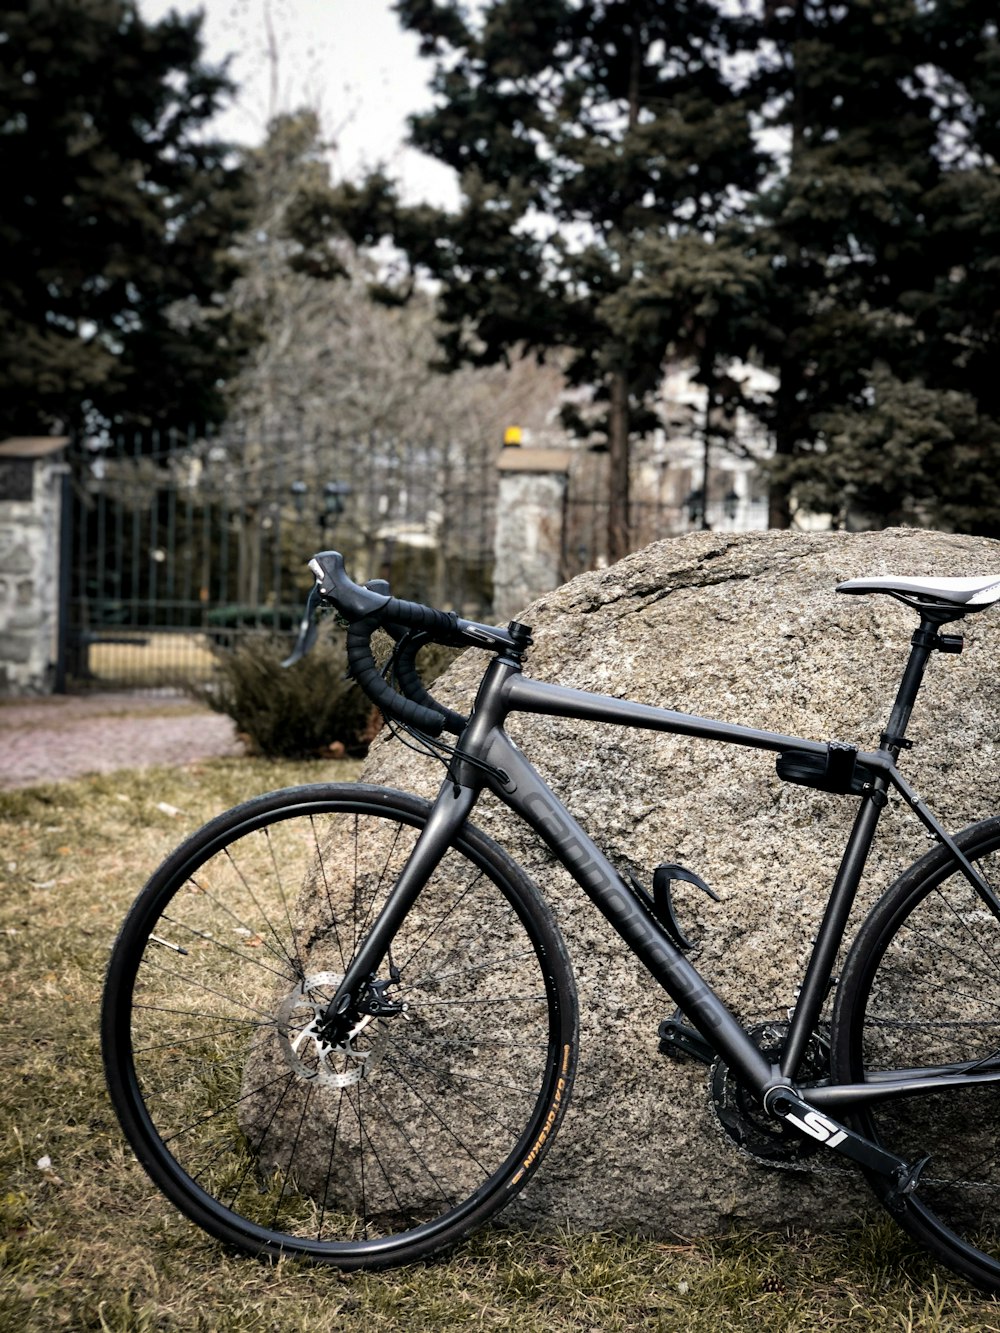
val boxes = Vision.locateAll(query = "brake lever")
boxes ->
[282,575,394,669]
[281,583,323,667]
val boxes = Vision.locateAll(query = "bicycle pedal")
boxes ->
[657,1011,715,1065]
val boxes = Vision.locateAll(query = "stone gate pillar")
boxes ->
[494,445,572,621]
[0,436,70,694]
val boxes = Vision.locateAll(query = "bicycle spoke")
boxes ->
[163,1069,296,1150]
[131,1001,278,1030]
[396,869,486,973]
[270,1085,314,1231]
[264,827,307,981]
[383,1042,531,1140]
[222,1072,298,1209]
[361,1079,460,1211]
[316,1090,346,1241]
[190,863,299,979]
[310,815,346,974]
[380,1054,492,1173]
[406,949,539,988]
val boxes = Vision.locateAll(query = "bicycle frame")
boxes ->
[334,616,1000,1182]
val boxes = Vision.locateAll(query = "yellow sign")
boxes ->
[503,426,523,446]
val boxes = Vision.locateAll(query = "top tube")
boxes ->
[503,672,833,760]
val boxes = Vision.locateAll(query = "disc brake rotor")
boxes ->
[276,972,389,1088]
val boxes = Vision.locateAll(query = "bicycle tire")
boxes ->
[831,815,1000,1292]
[102,783,578,1269]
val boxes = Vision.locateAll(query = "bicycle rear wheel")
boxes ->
[832,815,1000,1292]
[102,783,577,1269]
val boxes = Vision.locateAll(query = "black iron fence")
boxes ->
[66,424,498,689]
[65,425,766,690]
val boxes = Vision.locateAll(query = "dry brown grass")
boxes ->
[2,758,1000,1331]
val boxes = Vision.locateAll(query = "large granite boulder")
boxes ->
[356,527,1000,1235]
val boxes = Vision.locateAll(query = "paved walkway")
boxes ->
[0,691,243,789]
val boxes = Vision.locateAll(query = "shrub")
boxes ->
[201,630,379,759]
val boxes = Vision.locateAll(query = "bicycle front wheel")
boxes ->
[832,815,1000,1292]
[102,783,578,1269]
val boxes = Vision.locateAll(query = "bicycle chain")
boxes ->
[704,1019,853,1179]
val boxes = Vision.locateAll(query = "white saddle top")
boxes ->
[837,575,1000,608]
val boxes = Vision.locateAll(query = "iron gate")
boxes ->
[65,426,496,690]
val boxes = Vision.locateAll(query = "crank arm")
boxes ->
[763,1088,927,1197]
[658,1010,717,1065]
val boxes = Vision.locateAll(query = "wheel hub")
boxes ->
[277,972,390,1087]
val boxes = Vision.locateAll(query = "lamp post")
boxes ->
[322,481,352,529]
[289,480,352,529]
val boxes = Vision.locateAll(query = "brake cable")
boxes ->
[379,641,510,792]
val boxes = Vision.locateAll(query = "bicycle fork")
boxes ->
[319,778,479,1040]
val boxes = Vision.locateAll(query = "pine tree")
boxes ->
[218,111,568,602]
[0,0,252,438]
[752,0,1000,533]
[333,0,764,559]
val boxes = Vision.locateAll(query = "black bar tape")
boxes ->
[393,640,467,736]
[383,597,461,641]
[345,618,445,737]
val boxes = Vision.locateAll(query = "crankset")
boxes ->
[709,1021,831,1167]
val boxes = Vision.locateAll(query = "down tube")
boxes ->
[483,731,773,1093]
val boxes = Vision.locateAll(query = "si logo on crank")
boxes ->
[764,1088,918,1187]
[777,1104,848,1148]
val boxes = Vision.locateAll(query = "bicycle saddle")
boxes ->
[836,575,1000,610]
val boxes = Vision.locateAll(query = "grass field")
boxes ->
[2,757,1000,1331]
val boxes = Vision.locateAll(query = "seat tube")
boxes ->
[781,789,884,1080]
[781,618,941,1080]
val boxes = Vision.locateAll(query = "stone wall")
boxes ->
[360,527,1000,1236]
[0,438,68,694]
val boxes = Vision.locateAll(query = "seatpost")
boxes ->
[879,615,961,760]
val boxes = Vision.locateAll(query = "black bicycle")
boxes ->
[102,550,1000,1291]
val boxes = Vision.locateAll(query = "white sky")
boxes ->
[136,0,459,206]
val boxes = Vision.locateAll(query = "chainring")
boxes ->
[709,1021,831,1166]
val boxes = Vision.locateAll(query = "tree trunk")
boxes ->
[604,23,643,566]
[767,476,792,528]
[608,370,631,563]
[238,506,262,607]
[700,352,717,531]
[766,0,806,534]
[767,416,794,529]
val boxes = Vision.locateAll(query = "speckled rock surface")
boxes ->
[358,528,1000,1236]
